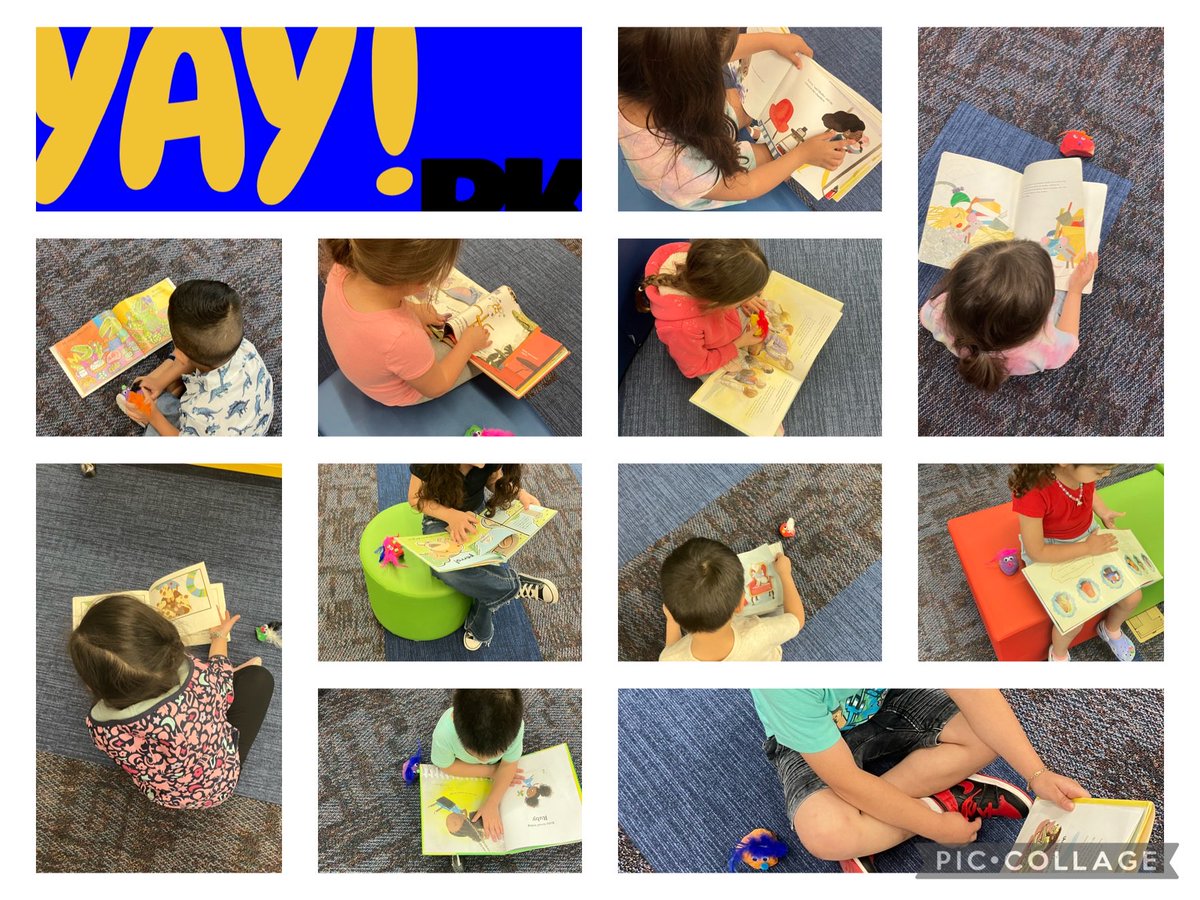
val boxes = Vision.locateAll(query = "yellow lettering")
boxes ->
[120,28,244,192]
[36,28,129,205]
[243,27,355,205]
[373,28,418,195]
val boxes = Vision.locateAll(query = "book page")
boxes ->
[736,542,786,616]
[1011,798,1153,868]
[71,581,225,647]
[419,767,505,854]
[1012,158,1095,291]
[72,590,150,629]
[1110,529,1162,589]
[918,152,1021,268]
[689,352,801,436]
[112,278,175,353]
[498,744,583,852]
[146,563,222,636]
[485,501,559,536]
[753,271,844,382]
[180,582,228,646]
[471,329,567,397]
[1020,530,1142,634]
[399,504,558,572]
[50,310,146,398]
[434,284,539,361]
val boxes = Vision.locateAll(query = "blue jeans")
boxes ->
[144,391,182,436]
[423,505,520,645]
[1020,519,1097,565]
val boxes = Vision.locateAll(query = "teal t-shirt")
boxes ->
[430,707,525,768]
[751,689,888,754]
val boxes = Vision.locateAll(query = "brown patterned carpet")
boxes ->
[618,464,881,661]
[917,29,1163,436]
[37,752,281,872]
[318,689,582,872]
[918,463,1163,660]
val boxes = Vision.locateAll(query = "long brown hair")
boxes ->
[318,238,463,288]
[1009,464,1115,497]
[932,240,1056,393]
[618,28,742,181]
[638,239,769,310]
[416,464,523,514]
[68,595,187,709]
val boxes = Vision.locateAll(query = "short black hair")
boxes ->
[660,537,744,632]
[452,689,523,758]
[167,279,245,368]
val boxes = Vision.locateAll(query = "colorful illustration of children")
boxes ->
[822,111,869,154]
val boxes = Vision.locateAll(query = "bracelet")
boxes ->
[1027,767,1047,792]
[209,629,230,641]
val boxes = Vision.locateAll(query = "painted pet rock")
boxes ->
[995,548,1020,576]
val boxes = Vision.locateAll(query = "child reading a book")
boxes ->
[919,240,1099,392]
[430,689,525,841]
[68,594,274,809]
[659,537,803,661]
[753,688,1088,872]
[618,28,848,210]
[639,240,773,378]
[117,280,275,436]
[408,464,559,651]
[1010,464,1141,662]
[320,239,492,405]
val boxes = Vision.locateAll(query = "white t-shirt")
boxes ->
[659,613,802,662]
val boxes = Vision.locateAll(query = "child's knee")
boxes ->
[1119,590,1142,611]
[793,798,858,860]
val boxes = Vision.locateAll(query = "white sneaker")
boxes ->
[517,575,559,604]
[463,631,483,651]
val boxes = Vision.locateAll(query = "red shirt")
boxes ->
[1012,480,1095,539]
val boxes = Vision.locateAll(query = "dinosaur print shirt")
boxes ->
[178,338,275,436]
[86,655,241,809]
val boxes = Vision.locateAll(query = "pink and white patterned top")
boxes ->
[919,291,1079,376]
[86,655,240,809]
[617,109,745,211]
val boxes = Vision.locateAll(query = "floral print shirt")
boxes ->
[178,338,274,436]
[86,655,241,809]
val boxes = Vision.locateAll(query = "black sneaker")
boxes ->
[517,574,559,604]
[930,773,1032,820]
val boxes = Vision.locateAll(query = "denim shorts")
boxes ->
[1019,519,1097,566]
[764,689,960,821]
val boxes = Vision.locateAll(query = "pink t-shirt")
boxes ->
[919,291,1079,376]
[321,263,436,407]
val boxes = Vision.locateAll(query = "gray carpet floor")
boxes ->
[318,689,582,872]
[620,239,881,436]
[36,238,283,436]
[918,463,1163,661]
[619,464,881,661]
[917,28,1163,436]
[317,464,582,661]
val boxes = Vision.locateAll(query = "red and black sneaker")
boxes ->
[930,773,1032,821]
[839,855,879,873]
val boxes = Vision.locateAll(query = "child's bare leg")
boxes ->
[1104,590,1141,635]
[793,789,914,860]
[233,657,263,672]
[1051,621,1083,660]
[876,712,998,798]
[167,379,185,397]
[725,87,751,128]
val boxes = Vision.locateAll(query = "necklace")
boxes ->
[1055,476,1084,507]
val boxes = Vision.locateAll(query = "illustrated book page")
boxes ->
[736,541,786,616]
[400,502,558,572]
[71,562,225,646]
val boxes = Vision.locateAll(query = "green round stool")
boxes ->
[359,502,471,640]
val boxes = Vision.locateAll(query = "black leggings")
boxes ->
[228,665,275,765]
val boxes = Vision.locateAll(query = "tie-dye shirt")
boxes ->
[919,290,1079,376]
[86,655,241,809]
[178,338,275,436]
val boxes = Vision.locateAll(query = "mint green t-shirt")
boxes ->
[751,689,888,754]
[430,707,525,768]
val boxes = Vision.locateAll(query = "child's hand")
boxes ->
[517,489,541,510]
[213,610,240,640]
[1067,252,1099,293]
[1029,769,1090,812]
[662,604,677,626]
[931,813,982,846]
[509,766,526,787]
[770,32,813,67]
[133,373,165,402]
[773,552,792,578]
[735,330,762,349]
[740,297,767,315]
[121,391,152,425]
[460,323,492,354]
[1083,531,1119,556]
[473,801,504,842]
[413,301,450,328]
[795,130,849,171]
[447,510,480,544]
[1099,509,1126,530]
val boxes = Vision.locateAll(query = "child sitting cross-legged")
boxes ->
[660,537,804,661]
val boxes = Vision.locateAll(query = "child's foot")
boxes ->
[775,425,785,437]
[1049,647,1071,662]
[232,657,262,672]
[839,855,878,873]
[463,631,483,651]
[1096,622,1137,661]
[517,574,559,604]
[928,774,1032,820]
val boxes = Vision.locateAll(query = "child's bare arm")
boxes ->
[662,605,683,649]
[1058,252,1097,338]
[441,759,498,778]
[1018,514,1116,562]
[135,354,188,398]
[704,136,848,202]
[409,474,479,543]
[406,325,491,399]
[774,553,805,630]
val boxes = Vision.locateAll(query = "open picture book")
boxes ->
[1010,798,1155,872]
[419,742,583,856]
[918,153,1108,293]
[739,27,883,201]
[428,268,569,399]
[71,562,226,646]
[1021,529,1161,635]
[689,271,843,436]
[737,541,786,616]
[50,278,175,398]
[399,501,558,573]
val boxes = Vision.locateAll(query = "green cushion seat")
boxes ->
[359,502,471,640]
[1095,469,1164,617]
